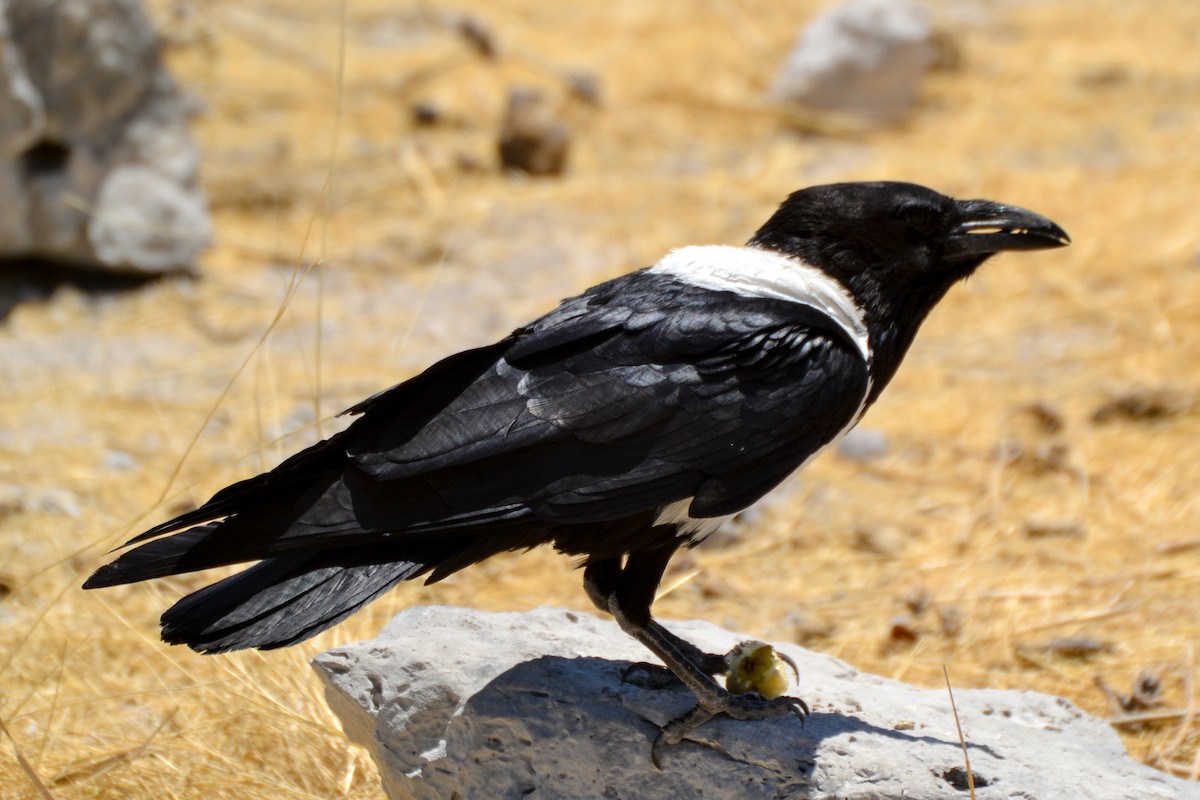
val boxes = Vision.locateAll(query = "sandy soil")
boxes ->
[2,0,1198,796]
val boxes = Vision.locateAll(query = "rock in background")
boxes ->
[314,606,1197,800]
[770,0,935,122]
[0,0,208,275]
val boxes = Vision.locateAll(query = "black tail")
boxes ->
[83,339,532,652]
[159,548,434,653]
[80,432,438,652]
[81,434,354,590]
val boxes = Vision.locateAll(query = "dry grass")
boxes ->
[3,0,1199,796]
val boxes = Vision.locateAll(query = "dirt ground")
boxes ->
[2,0,1198,796]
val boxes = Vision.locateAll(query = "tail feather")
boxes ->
[160,551,431,653]
[84,514,379,589]
[125,434,347,546]
[84,525,220,588]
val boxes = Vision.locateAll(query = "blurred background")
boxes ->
[1,0,1197,796]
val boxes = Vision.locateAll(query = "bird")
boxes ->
[86,181,1069,761]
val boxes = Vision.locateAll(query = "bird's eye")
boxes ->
[899,204,935,233]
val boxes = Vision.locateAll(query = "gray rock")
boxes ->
[314,605,1198,800]
[0,0,208,274]
[770,0,936,121]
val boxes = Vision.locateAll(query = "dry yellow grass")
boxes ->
[2,0,1199,796]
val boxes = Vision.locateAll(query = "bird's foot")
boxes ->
[651,688,809,768]
[648,641,805,769]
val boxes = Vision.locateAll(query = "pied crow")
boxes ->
[86,181,1069,760]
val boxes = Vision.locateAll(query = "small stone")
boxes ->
[836,427,888,461]
[788,609,837,644]
[411,100,443,126]
[498,87,569,176]
[564,71,601,106]
[1121,671,1165,713]
[889,616,919,643]
[901,586,930,616]
[1024,517,1086,539]
[102,449,137,473]
[451,14,496,59]
[937,605,964,638]
[1077,64,1131,90]
[1021,636,1114,661]
[1091,389,1194,424]
[32,487,82,518]
[942,766,989,790]
[0,483,25,517]
[1014,401,1066,434]
[1097,670,1165,716]
[852,524,905,555]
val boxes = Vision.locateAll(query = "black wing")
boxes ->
[89,272,869,583]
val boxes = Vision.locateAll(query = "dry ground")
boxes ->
[2,0,1199,796]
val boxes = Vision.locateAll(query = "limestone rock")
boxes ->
[0,0,208,274]
[314,605,1198,800]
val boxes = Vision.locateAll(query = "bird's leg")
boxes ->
[582,556,621,613]
[606,546,808,767]
[645,621,730,677]
[583,557,727,683]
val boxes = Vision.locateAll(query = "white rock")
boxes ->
[770,0,936,121]
[314,606,1198,800]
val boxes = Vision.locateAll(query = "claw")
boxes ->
[777,650,801,685]
[787,695,811,725]
[651,735,666,770]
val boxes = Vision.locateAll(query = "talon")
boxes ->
[777,651,801,684]
[788,696,811,725]
[650,730,668,770]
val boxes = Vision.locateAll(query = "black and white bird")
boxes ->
[86,181,1068,757]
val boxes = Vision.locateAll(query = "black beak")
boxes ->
[947,199,1071,259]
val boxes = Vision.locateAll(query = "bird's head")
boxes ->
[747,181,1069,387]
[748,181,1070,322]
